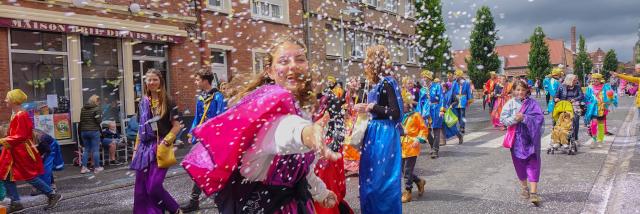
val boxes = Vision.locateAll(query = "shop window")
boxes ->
[10,30,71,140]
[385,0,398,13]
[81,36,122,122]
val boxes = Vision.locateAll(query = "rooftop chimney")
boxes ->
[571,26,576,53]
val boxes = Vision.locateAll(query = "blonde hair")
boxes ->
[144,69,170,118]
[364,45,392,84]
[88,95,100,106]
[229,36,316,111]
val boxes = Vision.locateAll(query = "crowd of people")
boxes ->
[1,32,639,214]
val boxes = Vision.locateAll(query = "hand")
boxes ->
[161,140,170,146]
[188,136,193,143]
[515,113,524,122]
[439,111,444,117]
[412,141,420,148]
[354,103,368,113]
[302,122,341,161]
[554,98,560,102]
[321,191,338,208]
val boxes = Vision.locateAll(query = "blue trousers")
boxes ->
[452,108,466,129]
[5,177,53,202]
[81,131,102,167]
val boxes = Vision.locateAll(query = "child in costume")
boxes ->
[491,75,509,129]
[0,89,62,213]
[400,91,427,203]
[417,70,445,158]
[584,73,618,148]
[500,81,545,206]
[182,37,340,213]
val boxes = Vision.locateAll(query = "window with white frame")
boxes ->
[252,0,284,21]
[325,26,343,57]
[407,45,416,64]
[363,0,378,7]
[253,50,268,74]
[405,0,415,17]
[208,0,223,9]
[351,32,365,59]
[210,50,228,82]
[385,0,398,13]
[389,39,400,63]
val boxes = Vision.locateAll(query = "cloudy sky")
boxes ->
[442,0,640,61]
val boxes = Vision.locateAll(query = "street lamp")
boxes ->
[340,6,362,80]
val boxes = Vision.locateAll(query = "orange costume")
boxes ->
[483,77,497,110]
[401,112,429,158]
[0,111,44,181]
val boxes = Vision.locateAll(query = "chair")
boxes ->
[100,121,129,164]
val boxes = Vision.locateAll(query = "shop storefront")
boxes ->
[1,16,186,146]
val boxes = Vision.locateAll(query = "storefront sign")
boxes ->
[0,18,184,43]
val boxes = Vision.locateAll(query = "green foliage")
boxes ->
[573,35,593,84]
[415,0,448,74]
[602,49,618,80]
[527,26,551,81]
[466,6,500,89]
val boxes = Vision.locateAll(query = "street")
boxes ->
[15,96,640,214]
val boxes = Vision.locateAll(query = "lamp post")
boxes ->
[340,6,362,80]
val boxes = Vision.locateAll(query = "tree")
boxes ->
[466,6,500,89]
[573,35,593,84]
[527,26,551,81]
[442,37,454,74]
[416,0,447,75]
[602,49,618,80]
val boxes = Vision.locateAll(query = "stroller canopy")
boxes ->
[552,100,575,122]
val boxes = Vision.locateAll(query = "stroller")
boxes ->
[547,100,580,155]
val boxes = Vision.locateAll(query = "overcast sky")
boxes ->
[442,0,640,61]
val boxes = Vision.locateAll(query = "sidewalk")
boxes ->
[4,145,192,210]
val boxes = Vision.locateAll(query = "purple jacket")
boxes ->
[512,98,545,159]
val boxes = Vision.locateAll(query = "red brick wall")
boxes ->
[0,28,10,122]
[168,40,201,114]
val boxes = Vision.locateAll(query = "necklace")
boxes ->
[151,98,160,116]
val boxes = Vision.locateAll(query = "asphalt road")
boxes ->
[20,96,640,214]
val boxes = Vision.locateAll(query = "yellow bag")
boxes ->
[157,142,176,168]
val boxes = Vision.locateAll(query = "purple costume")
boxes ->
[510,98,544,182]
[130,97,180,214]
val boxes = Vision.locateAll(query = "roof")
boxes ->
[453,38,571,71]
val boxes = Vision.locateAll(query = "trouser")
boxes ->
[511,153,541,182]
[5,177,54,203]
[190,183,202,201]
[401,157,421,191]
[81,131,102,168]
[572,116,580,141]
[453,108,466,130]
[428,128,442,152]
[134,161,179,214]
[545,93,550,105]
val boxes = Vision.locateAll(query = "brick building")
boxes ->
[589,48,606,73]
[453,38,574,77]
[0,0,198,160]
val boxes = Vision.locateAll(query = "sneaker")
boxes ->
[520,185,530,199]
[590,141,597,149]
[401,191,412,203]
[44,193,63,210]
[80,167,90,174]
[94,167,104,173]
[109,160,124,166]
[9,202,25,213]
[180,199,200,213]
[416,179,426,197]
[597,143,603,148]
[529,193,541,206]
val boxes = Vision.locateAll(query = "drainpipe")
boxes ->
[302,0,311,60]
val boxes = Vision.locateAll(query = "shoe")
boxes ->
[109,160,124,166]
[180,199,200,213]
[430,151,439,159]
[416,179,426,197]
[9,202,25,213]
[605,131,614,136]
[520,185,530,199]
[401,191,412,203]
[597,143,603,148]
[529,193,541,206]
[94,167,104,173]
[461,128,465,134]
[590,141,596,149]
[80,167,90,174]
[44,193,63,210]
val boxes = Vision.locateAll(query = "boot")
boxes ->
[9,202,25,213]
[180,199,199,213]
[430,151,438,159]
[416,179,426,197]
[401,190,412,203]
[44,193,63,210]
[520,185,530,199]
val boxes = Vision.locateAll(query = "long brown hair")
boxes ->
[144,69,170,117]
[364,45,392,84]
[229,36,316,111]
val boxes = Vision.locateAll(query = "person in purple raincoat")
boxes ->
[500,80,545,207]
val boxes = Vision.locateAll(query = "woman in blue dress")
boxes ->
[354,45,404,213]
